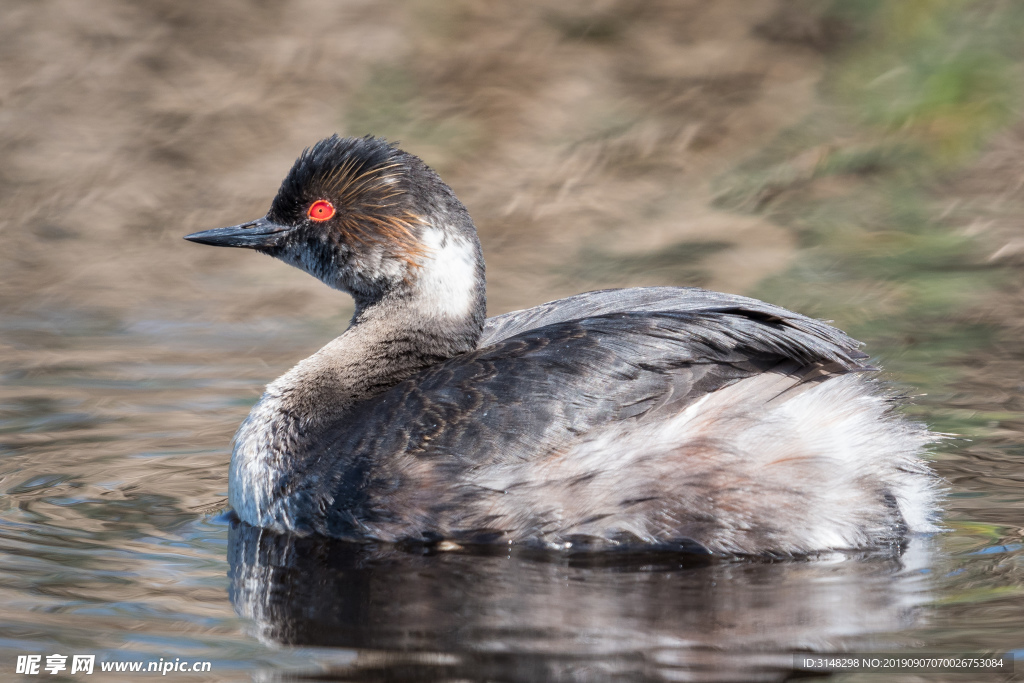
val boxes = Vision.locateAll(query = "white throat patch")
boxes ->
[415,228,479,319]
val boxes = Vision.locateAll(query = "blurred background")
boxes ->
[1,1,1023,680]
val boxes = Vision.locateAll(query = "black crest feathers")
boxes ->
[269,135,426,261]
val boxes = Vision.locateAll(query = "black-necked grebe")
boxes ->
[185,135,939,555]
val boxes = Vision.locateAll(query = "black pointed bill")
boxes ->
[184,217,293,249]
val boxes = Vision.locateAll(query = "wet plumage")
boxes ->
[185,135,939,555]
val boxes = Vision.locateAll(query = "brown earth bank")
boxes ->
[0,0,833,324]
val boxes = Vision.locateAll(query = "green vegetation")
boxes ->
[836,0,1020,159]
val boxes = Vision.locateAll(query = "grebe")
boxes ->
[185,135,939,555]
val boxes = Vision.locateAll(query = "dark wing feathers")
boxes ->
[481,286,866,362]
[306,304,867,533]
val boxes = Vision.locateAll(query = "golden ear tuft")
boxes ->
[316,161,430,267]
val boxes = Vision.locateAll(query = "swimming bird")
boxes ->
[185,135,939,555]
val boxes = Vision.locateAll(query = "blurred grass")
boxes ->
[565,241,732,288]
[344,63,484,175]
[834,0,1021,160]
[716,0,1024,436]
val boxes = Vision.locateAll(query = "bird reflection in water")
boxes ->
[228,521,934,682]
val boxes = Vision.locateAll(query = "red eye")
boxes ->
[307,200,335,222]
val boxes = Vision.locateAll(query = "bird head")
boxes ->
[185,135,484,321]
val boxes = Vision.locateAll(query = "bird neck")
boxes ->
[274,227,487,427]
